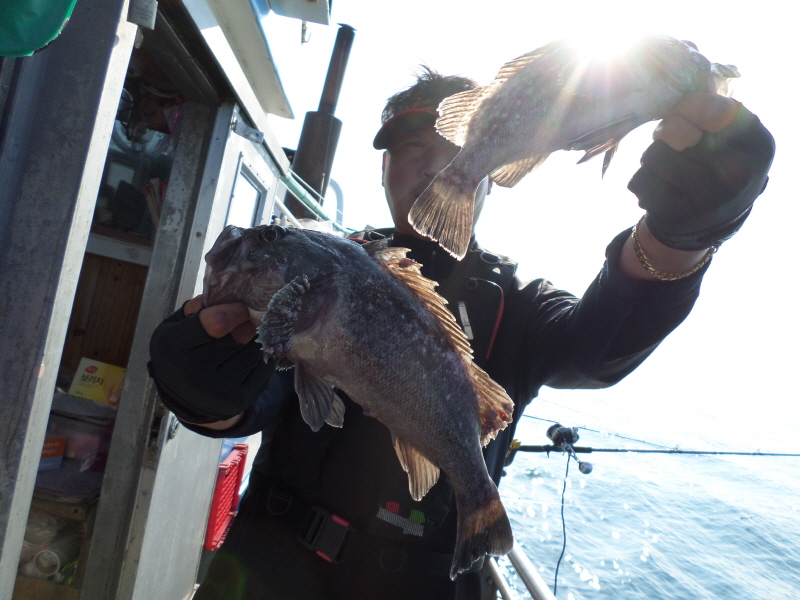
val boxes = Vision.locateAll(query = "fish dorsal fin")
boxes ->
[294,362,337,432]
[469,362,514,446]
[490,155,548,188]
[433,42,564,149]
[492,42,561,84]
[367,242,514,442]
[369,244,473,356]
[362,239,407,262]
[436,87,488,147]
[393,435,441,501]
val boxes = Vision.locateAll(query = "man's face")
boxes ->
[382,124,460,238]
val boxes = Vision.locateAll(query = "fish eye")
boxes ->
[258,225,286,242]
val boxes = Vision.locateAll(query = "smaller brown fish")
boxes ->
[202,224,515,578]
[409,35,739,259]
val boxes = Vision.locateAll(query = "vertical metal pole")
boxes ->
[0,0,136,595]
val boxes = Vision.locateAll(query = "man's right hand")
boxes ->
[147,298,274,427]
[184,295,256,343]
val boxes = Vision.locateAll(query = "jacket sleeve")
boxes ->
[487,228,707,406]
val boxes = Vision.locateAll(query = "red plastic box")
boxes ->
[204,443,249,551]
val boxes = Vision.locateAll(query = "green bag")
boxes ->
[0,0,79,57]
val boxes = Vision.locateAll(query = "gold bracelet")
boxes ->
[631,221,717,281]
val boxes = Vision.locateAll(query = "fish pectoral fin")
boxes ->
[324,391,345,428]
[257,275,311,356]
[601,144,620,177]
[393,437,440,501]
[470,362,514,447]
[575,139,622,178]
[436,87,487,147]
[275,356,295,370]
[566,115,637,154]
[294,363,337,432]
[490,155,548,188]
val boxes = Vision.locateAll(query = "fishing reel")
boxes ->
[502,423,593,474]
[547,424,593,474]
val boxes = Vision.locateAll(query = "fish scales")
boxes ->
[202,224,515,577]
[409,35,739,259]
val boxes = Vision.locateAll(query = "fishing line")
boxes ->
[520,415,800,456]
[512,445,800,458]
[553,455,570,596]
[522,414,673,449]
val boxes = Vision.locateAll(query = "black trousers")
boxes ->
[194,471,484,600]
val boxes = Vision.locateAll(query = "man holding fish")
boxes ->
[149,38,774,600]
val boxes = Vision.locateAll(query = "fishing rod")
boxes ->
[505,423,800,471]
[522,413,675,448]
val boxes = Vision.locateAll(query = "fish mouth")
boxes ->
[202,265,285,319]
[202,266,238,308]
[202,266,259,308]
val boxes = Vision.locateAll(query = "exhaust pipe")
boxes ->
[284,24,355,220]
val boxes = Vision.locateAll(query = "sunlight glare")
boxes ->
[565,31,655,65]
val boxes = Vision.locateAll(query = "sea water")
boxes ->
[498,396,800,600]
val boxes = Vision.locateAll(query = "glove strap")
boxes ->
[632,219,717,281]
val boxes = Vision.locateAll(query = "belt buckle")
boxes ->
[298,505,352,564]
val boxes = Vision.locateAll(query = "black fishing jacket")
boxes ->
[187,226,708,600]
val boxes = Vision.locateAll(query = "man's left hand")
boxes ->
[628,93,775,251]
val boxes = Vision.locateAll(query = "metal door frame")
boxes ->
[0,2,136,597]
[83,102,282,600]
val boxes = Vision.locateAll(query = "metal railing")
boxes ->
[486,543,557,600]
[275,171,353,235]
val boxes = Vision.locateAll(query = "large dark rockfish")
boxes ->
[409,35,740,259]
[202,224,515,578]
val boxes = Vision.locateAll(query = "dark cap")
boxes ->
[372,108,438,150]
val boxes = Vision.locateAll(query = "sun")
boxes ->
[564,31,660,64]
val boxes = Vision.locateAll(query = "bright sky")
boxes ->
[262,0,798,450]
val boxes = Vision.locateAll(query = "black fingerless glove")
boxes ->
[628,104,775,251]
[147,306,274,424]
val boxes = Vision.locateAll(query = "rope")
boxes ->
[279,173,353,235]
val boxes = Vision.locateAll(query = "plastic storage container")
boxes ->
[203,444,249,551]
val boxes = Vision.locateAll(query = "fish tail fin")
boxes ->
[409,173,476,260]
[450,489,513,579]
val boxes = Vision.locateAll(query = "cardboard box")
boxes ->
[68,358,125,407]
[38,438,67,472]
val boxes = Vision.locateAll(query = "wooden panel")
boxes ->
[61,254,148,375]
[13,577,80,600]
